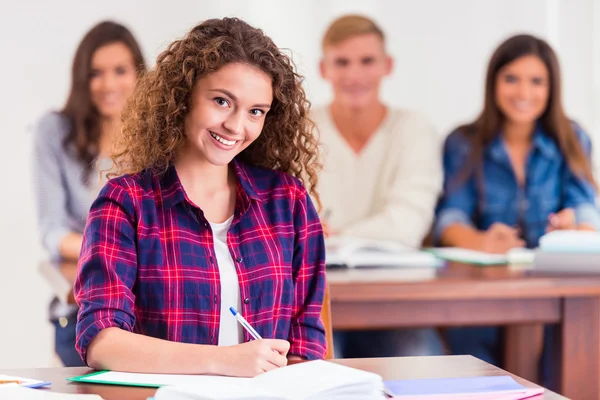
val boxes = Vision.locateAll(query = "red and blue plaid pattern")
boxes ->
[74,159,326,363]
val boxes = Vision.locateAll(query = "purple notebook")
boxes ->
[384,376,531,395]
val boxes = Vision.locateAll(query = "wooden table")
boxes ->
[43,261,599,399]
[1,355,564,399]
[327,264,600,400]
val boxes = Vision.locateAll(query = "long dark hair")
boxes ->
[61,21,145,178]
[455,34,595,191]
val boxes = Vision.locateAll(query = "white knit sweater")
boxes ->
[312,106,443,248]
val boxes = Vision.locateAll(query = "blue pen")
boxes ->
[229,307,262,340]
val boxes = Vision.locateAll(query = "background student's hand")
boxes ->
[220,339,290,377]
[481,223,525,254]
[546,208,576,232]
[321,221,332,238]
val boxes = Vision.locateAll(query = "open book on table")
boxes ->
[325,237,442,269]
[68,360,385,400]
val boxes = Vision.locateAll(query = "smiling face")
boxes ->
[183,62,274,166]
[320,33,392,110]
[89,42,138,119]
[495,54,550,127]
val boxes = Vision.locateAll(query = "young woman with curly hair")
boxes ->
[74,18,326,376]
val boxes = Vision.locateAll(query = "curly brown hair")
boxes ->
[113,17,321,202]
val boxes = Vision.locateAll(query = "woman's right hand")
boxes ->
[481,223,525,254]
[218,339,290,377]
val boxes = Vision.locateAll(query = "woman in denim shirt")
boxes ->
[435,34,599,385]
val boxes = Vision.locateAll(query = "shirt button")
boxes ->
[244,297,250,305]
[236,256,243,263]
[210,335,214,344]
[204,222,208,227]
[209,256,214,263]
[214,295,218,304]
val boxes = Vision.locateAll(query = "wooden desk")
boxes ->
[44,261,596,399]
[1,356,564,399]
[327,264,600,400]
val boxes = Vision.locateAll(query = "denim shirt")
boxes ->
[435,124,600,248]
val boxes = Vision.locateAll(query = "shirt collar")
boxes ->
[231,158,265,203]
[531,124,559,160]
[486,122,559,162]
[158,158,266,210]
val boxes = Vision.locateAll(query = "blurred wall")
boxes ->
[0,0,597,367]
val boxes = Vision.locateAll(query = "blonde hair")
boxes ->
[322,14,385,49]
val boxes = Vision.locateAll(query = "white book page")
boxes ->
[154,381,281,400]
[253,360,382,398]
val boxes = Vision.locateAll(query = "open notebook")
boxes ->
[325,237,442,269]
[69,360,385,400]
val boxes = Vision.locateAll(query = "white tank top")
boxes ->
[209,215,242,346]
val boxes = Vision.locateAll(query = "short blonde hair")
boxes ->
[322,14,385,50]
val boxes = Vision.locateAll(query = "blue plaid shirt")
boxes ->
[435,124,600,248]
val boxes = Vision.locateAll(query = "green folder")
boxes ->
[425,247,535,266]
[67,370,162,388]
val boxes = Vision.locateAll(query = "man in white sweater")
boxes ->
[314,14,444,358]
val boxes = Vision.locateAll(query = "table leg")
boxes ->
[504,324,544,383]
[560,297,600,400]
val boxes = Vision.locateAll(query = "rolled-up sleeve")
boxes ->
[562,127,600,229]
[434,131,477,242]
[74,180,139,364]
[288,184,326,360]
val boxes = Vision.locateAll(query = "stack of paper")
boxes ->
[384,376,543,399]
[534,230,600,273]
[539,230,600,253]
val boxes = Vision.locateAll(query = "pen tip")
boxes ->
[229,307,237,316]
